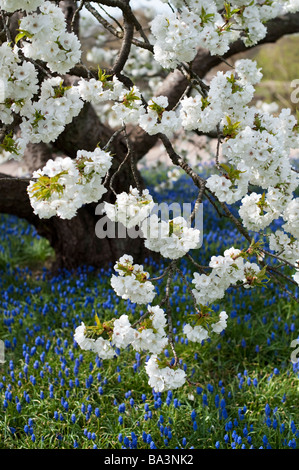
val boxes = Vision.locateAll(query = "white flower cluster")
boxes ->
[183,311,228,343]
[145,354,186,393]
[151,3,236,69]
[293,270,299,286]
[131,305,169,355]
[239,192,278,232]
[0,134,28,162]
[74,306,169,368]
[213,70,299,233]
[27,147,112,219]
[108,306,169,356]
[268,229,299,265]
[206,163,249,205]
[234,58,263,86]
[112,85,145,125]
[74,310,185,392]
[0,42,39,126]
[73,322,115,360]
[282,198,299,240]
[192,247,261,305]
[179,59,260,134]
[284,0,299,13]
[18,1,81,74]
[110,254,156,305]
[77,75,123,105]
[139,96,181,138]
[79,83,182,137]
[141,215,201,260]
[104,187,155,229]
[150,1,287,69]
[179,93,222,134]
[237,1,282,47]
[103,182,200,263]
[0,0,43,12]
[223,124,292,190]
[0,42,84,156]
[19,77,84,144]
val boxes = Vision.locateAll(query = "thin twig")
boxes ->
[84,2,153,51]
[175,267,201,315]
[267,265,299,287]
[0,10,11,43]
[262,249,298,270]
[103,126,125,152]
[123,128,143,194]
[158,133,206,190]
[186,253,211,273]
[190,183,206,224]
[131,309,151,328]
[148,267,171,282]
[162,261,178,367]
[71,0,84,32]
[267,271,299,303]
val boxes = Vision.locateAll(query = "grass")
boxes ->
[0,215,54,270]
[0,166,298,450]
[250,35,299,113]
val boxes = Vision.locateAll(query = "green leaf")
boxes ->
[0,132,20,155]
[15,29,33,44]
[94,314,101,328]
[148,100,165,121]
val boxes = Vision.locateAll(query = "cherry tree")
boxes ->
[0,0,299,392]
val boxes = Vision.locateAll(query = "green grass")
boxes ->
[0,170,298,449]
[250,35,299,112]
[0,253,298,449]
[0,215,54,270]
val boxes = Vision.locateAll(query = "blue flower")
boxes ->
[265,404,271,417]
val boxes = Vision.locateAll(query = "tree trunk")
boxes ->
[0,169,149,270]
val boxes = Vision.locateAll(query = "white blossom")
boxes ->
[145,355,186,393]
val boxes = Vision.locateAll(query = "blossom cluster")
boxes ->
[183,311,228,344]
[110,254,156,305]
[1,0,299,394]
[78,73,182,138]
[104,187,155,229]
[27,147,112,219]
[151,2,236,69]
[198,58,299,255]
[145,355,187,393]
[192,247,263,306]
[20,77,84,145]
[0,42,39,127]
[180,59,260,135]
[151,1,282,68]
[18,1,81,74]
[77,75,124,106]
[139,96,181,138]
[141,215,201,260]
[73,306,185,392]
[0,0,43,12]
[205,163,249,205]
[103,189,200,261]
[74,305,169,360]
[268,230,299,265]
